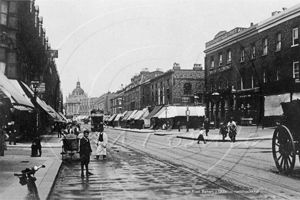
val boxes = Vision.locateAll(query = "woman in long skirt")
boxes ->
[95,128,108,160]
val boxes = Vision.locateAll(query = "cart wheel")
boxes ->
[272,125,296,174]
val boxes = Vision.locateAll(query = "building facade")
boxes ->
[0,0,62,136]
[79,97,98,116]
[96,92,116,115]
[148,63,205,107]
[110,90,124,115]
[65,81,87,118]
[204,4,300,126]
[123,68,164,111]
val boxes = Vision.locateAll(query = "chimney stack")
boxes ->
[173,62,180,70]
[193,64,202,71]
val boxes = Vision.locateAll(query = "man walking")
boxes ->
[79,130,93,177]
[177,121,181,132]
[204,118,210,136]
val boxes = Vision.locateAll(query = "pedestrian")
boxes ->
[197,127,206,144]
[79,130,93,177]
[227,117,237,142]
[35,136,42,157]
[9,127,17,145]
[95,127,108,160]
[204,118,210,136]
[219,123,228,141]
[0,129,9,156]
[177,121,181,132]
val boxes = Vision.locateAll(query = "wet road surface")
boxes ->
[49,143,254,200]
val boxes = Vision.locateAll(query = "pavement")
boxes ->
[0,125,275,200]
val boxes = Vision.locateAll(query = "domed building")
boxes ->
[65,80,88,118]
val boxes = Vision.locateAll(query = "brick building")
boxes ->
[148,63,205,107]
[110,90,124,115]
[204,4,300,126]
[123,69,164,111]
[96,92,116,115]
[0,0,62,135]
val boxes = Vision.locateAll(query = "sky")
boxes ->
[35,0,300,100]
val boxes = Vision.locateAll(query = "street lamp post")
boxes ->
[31,80,40,136]
[186,104,190,132]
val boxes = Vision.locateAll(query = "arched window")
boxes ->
[183,82,192,94]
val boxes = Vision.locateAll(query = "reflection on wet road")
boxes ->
[49,144,248,199]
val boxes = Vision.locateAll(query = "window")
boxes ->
[293,61,299,81]
[276,33,281,51]
[251,44,256,59]
[263,38,268,55]
[0,1,8,25]
[276,69,279,81]
[240,49,245,62]
[210,80,214,92]
[263,71,266,83]
[219,53,222,66]
[211,56,214,68]
[292,28,299,46]
[227,50,231,63]
[0,62,5,73]
[183,82,192,94]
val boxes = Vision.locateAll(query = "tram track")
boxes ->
[106,130,300,199]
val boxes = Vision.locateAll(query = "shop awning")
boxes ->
[131,110,143,120]
[122,111,133,121]
[144,106,162,119]
[264,93,290,116]
[108,114,117,122]
[128,110,138,120]
[133,108,148,120]
[114,114,122,121]
[59,112,68,122]
[0,72,34,109]
[19,81,63,121]
[152,107,166,118]
[155,106,206,118]
[140,108,149,120]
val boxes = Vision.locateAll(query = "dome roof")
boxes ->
[72,81,85,95]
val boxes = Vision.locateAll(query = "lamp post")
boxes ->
[186,104,190,132]
[31,80,40,136]
[165,106,168,119]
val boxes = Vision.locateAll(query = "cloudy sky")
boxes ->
[35,0,300,99]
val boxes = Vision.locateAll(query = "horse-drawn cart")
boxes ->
[272,100,300,173]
